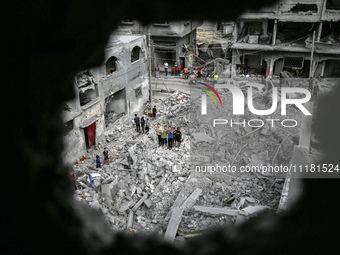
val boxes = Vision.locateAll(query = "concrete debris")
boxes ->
[164,188,202,242]
[143,199,152,208]
[118,201,136,213]
[70,89,291,236]
[132,193,148,211]
[240,205,270,216]
[193,206,239,216]
[127,210,134,229]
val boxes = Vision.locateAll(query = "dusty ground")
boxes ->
[68,76,332,241]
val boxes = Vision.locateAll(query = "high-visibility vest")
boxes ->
[214,74,218,80]
[184,68,188,73]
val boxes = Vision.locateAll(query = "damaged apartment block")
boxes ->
[117,20,203,69]
[62,34,149,164]
[230,0,340,78]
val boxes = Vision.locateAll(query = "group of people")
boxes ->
[156,61,182,77]
[156,61,219,87]
[133,105,157,133]
[95,147,110,168]
[155,123,182,150]
[188,66,218,86]
[134,114,151,133]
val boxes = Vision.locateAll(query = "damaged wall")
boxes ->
[62,34,149,164]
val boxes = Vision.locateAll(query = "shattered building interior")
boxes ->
[231,0,340,78]
[4,0,340,255]
[62,34,149,164]
[117,20,203,69]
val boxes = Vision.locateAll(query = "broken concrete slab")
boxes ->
[191,132,215,144]
[240,205,270,216]
[118,200,136,213]
[143,199,152,208]
[164,207,183,243]
[179,188,202,211]
[193,206,239,216]
[127,210,134,229]
[245,197,256,203]
[164,188,202,242]
[101,184,112,199]
[132,193,148,211]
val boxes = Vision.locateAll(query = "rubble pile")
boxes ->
[190,85,302,177]
[69,87,306,240]
[72,92,194,234]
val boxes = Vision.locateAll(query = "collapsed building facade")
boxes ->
[62,34,149,164]
[117,20,203,69]
[230,0,340,78]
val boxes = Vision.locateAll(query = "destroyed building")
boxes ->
[230,0,340,78]
[117,20,203,68]
[62,34,149,164]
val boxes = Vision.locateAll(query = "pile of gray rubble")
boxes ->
[70,90,291,242]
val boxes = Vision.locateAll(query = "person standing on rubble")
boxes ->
[167,126,174,150]
[177,65,181,76]
[279,72,284,88]
[141,116,145,133]
[155,65,160,78]
[202,66,207,81]
[174,127,182,147]
[103,148,109,165]
[145,118,150,133]
[174,61,178,75]
[184,66,189,80]
[161,125,168,147]
[152,105,157,119]
[189,72,196,85]
[171,66,175,76]
[213,73,218,87]
[134,114,141,132]
[197,66,202,79]
[156,123,162,146]
[164,61,168,76]
[96,155,101,168]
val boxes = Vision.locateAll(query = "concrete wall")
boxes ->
[106,89,126,114]
[62,34,149,164]
[153,32,193,67]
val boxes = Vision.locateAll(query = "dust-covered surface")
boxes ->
[68,82,307,240]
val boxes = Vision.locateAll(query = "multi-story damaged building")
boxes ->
[62,34,149,164]
[118,20,203,68]
[231,0,340,78]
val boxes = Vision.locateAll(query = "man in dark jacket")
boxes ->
[152,106,157,119]
[134,114,140,132]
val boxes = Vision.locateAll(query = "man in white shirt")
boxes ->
[164,61,168,76]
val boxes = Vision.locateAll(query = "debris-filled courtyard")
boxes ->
[68,75,332,241]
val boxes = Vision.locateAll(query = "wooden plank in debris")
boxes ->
[164,188,202,242]
[193,206,239,216]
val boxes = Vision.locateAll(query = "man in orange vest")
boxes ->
[184,66,189,80]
